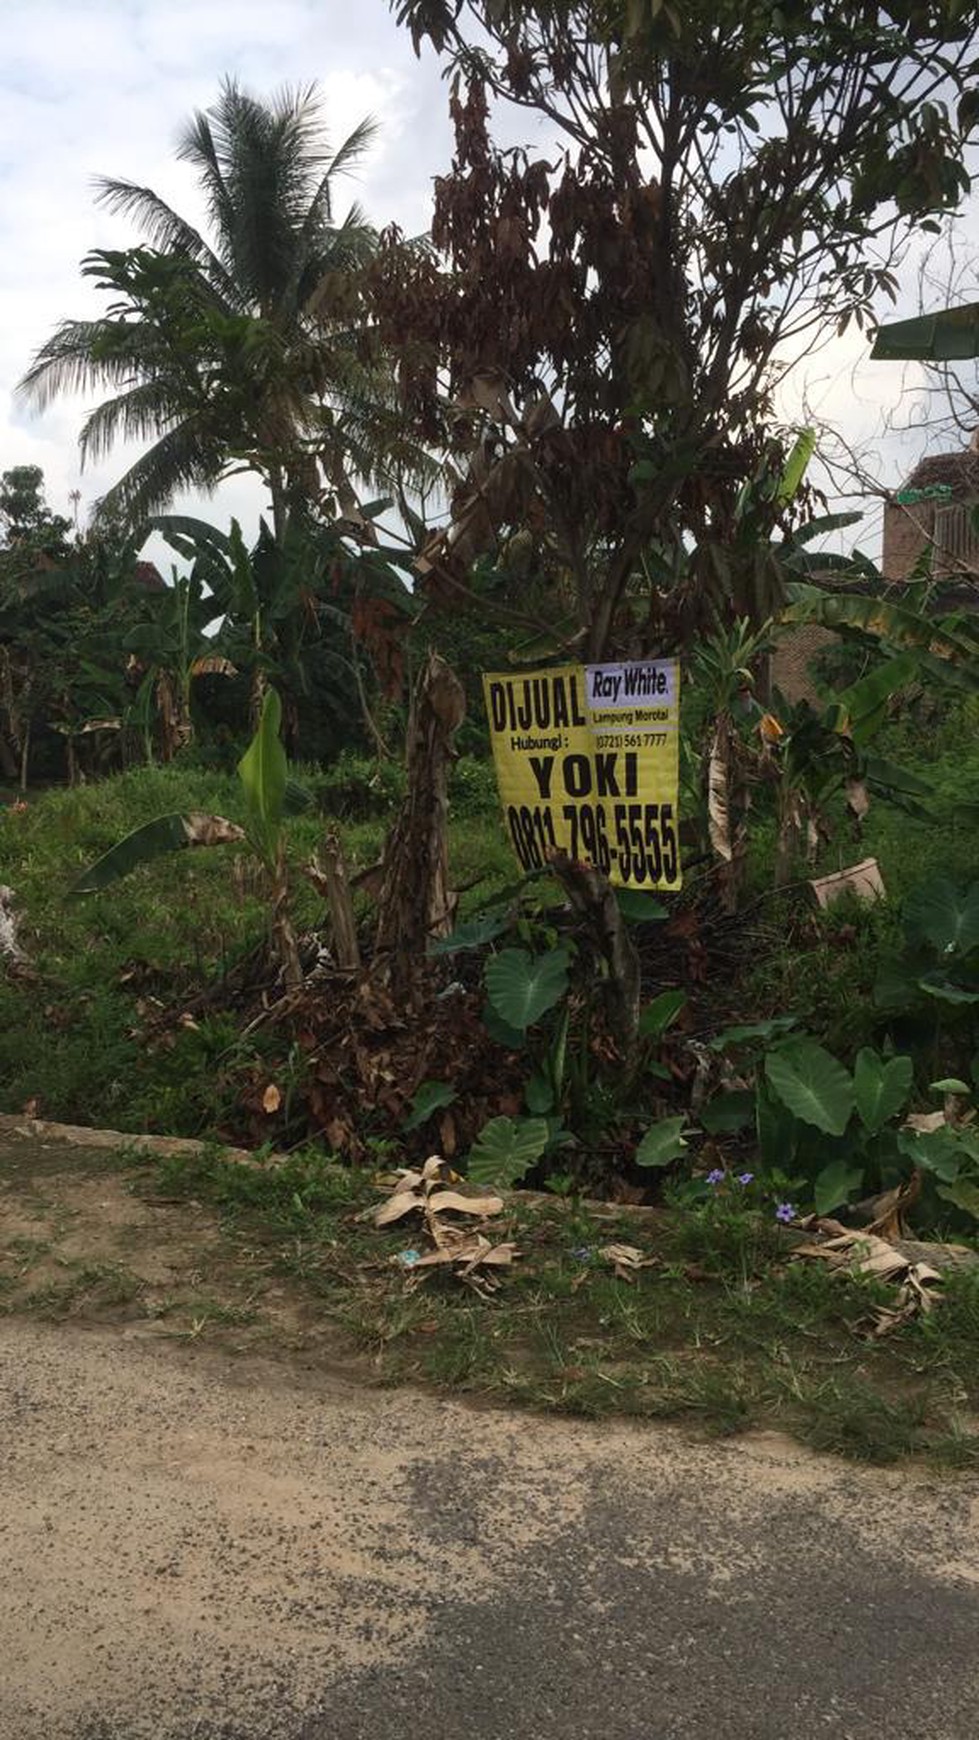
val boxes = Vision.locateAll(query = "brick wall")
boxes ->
[770,624,838,705]
[882,500,934,581]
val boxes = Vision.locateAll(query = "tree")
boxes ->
[373,0,979,659]
[0,474,154,785]
[0,466,73,554]
[19,79,419,541]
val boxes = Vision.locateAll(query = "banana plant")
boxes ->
[123,568,235,761]
[690,615,777,912]
[150,510,414,752]
[71,688,305,989]
[768,653,931,884]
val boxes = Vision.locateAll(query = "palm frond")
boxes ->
[176,97,238,273]
[94,179,239,306]
[17,319,152,409]
[79,383,185,464]
[94,419,224,525]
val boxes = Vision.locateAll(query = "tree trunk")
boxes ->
[550,851,641,1060]
[374,650,465,998]
[269,464,289,549]
[270,850,303,993]
[18,720,30,794]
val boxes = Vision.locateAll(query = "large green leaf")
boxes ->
[480,1000,527,1050]
[638,989,687,1039]
[430,912,509,955]
[897,1127,964,1182]
[833,653,918,746]
[70,811,241,895]
[905,877,979,957]
[917,973,979,1005]
[699,1089,755,1134]
[635,1115,689,1169]
[484,946,570,1033]
[403,1080,458,1132]
[765,1041,854,1136]
[938,1178,979,1220]
[814,1159,865,1217]
[237,687,287,866]
[782,585,979,681]
[468,1115,549,1188]
[853,1049,913,1134]
[615,889,669,923]
[776,427,816,503]
[756,1080,799,1171]
[708,1015,799,1051]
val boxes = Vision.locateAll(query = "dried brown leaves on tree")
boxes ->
[377,0,979,658]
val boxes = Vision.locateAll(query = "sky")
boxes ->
[0,0,972,570]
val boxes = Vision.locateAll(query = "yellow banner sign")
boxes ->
[482,661,681,889]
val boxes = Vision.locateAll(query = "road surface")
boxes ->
[1,1319,978,1739]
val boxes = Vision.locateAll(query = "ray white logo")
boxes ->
[586,662,676,710]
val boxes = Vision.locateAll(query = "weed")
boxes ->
[795,1378,928,1464]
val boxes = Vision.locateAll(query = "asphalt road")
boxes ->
[1,1318,977,1740]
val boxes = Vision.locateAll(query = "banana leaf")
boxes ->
[71,812,244,895]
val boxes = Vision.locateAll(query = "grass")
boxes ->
[3,687,977,1138]
[40,1140,967,1468]
[0,758,512,1134]
[2,694,979,1463]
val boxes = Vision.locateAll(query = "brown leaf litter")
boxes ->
[373,1156,518,1297]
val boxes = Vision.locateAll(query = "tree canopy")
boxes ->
[19,79,416,540]
[373,0,979,657]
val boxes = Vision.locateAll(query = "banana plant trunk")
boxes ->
[374,651,465,999]
[270,846,302,993]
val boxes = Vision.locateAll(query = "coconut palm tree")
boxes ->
[19,79,418,541]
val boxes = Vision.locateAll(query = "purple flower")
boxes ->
[706,1168,726,1186]
[737,1172,754,1186]
[775,1202,796,1224]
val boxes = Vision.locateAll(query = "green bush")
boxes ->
[450,757,500,817]
[306,751,406,820]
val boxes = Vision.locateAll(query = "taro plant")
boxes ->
[435,886,682,1188]
[702,1023,979,1229]
[875,875,979,1044]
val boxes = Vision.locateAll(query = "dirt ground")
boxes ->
[3,1132,979,1740]
[0,1133,356,1363]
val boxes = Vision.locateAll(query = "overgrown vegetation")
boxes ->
[5,23,979,1449]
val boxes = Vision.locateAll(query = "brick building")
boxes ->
[882,440,979,581]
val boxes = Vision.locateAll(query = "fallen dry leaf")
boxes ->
[373,1156,516,1289]
[904,1110,946,1134]
[791,1230,945,1333]
[427,1188,504,1219]
[375,1192,425,1228]
[261,1083,281,1115]
[599,1242,658,1283]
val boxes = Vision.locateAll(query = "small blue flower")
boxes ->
[775,1202,796,1224]
[706,1168,726,1186]
[737,1172,754,1186]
